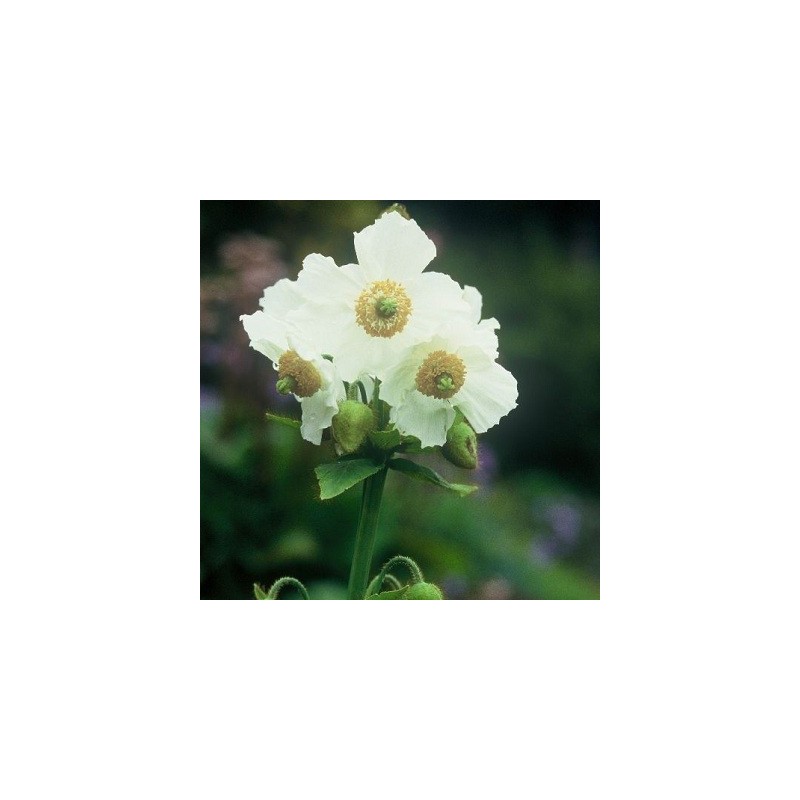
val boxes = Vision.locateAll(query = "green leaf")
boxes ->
[253,583,269,600]
[265,411,301,430]
[366,587,409,600]
[369,427,402,451]
[388,458,478,497]
[315,457,384,500]
[396,435,436,454]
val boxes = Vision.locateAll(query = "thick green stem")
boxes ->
[347,467,388,599]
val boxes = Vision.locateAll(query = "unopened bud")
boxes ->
[442,416,478,469]
[332,400,376,454]
[404,582,444,600]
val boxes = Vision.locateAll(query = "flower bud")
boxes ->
[404,582,444,600]
[442,416,478,470]
[332,400,376,454]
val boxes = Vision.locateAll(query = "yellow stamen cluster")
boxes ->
[354,279,412,338]
[415,350,466,399]
[277,350,322,397]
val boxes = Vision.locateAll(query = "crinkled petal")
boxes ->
[379,353,419,408]
[455,360,518,434]
[329,325,393,383]
[295,254,364,301]
[462,318,500,359]
[259,277,302,315]
[462,285,483,324]
[288,259,367,363]
[298,392,335,445]
[391,390,455,448]
[240,310,287,362]
[405,271,474,339]
[298,362,345,445]
[354,211,436,282]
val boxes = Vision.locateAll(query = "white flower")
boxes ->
[287,211,473,383]
[380,311,518,448]
[240,279,345,445]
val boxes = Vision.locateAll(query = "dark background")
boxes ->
[200,200,599,599]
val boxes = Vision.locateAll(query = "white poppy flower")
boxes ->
[240,281,345,445]
[380,317,518,448]
[287,211,473,383]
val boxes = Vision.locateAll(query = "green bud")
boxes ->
[404,582,444,600]
[442,416,478,470]
[332,400,376,454]
[276,376,296,395]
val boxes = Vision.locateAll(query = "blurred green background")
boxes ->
[200,201,599,599]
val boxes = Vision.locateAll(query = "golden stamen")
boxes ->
[415,350,466,399]
[354,279,412,338]
[277,350,322,397]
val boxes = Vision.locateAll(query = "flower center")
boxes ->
[355,280,412,338]
[415,350,466,399]
[277,350,322,397]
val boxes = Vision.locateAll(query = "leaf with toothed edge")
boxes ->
[315,457,384,500]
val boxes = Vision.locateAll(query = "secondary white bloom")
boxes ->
[380,312,518,448]
[287,211,473,383]
[240,279,345,445]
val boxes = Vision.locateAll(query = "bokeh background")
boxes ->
[200,201,599,599]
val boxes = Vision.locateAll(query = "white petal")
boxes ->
[298,371,345,445]
[240,310,287,361]
[391,390,455,448]
[354,211,436,282]
[455,360,518,433]
[405,271,474,339]
[459,318,500,359]
[462,285,483,324]
[287,258,365,363]
[379,352,418,408]
[295,254,364,301]
[331,325,389,383]
[259,277,302,315]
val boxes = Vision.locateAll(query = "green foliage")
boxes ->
[366,587,409,600]
[265,412,301,430]
[315,457,383,500]
[368,427,403,451]
[388,457,477,497]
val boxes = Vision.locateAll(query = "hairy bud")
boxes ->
[442,415,478,469]
[404,582,444,600]
[332,400,376,454]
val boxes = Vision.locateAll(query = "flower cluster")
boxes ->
[241,208,517,453]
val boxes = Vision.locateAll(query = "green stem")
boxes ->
[347,466,388,599]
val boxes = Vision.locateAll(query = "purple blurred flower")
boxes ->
[545,503,582,545]
[441,574,468,600]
